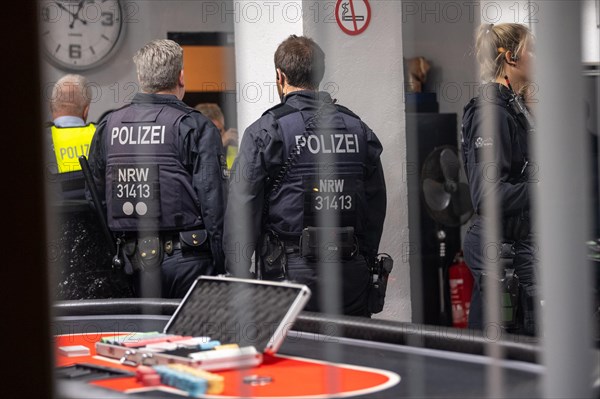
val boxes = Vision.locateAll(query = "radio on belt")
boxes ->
[95,276,311,371]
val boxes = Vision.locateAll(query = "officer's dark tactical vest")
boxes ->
[265,103,369,239]
[462,88,529,185]
[104,103,203,232]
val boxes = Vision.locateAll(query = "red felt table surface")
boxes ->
[55,333,399,398]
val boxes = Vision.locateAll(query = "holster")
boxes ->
[498,241,516,270]
[518,284,538,336]
[299,227,357,262]
[135,236,164,271]
[120,235,164,273]
[503,211,531,241]
[258,231,287,281]
[367,254,394,314]
[121,238,137,275]
[480,268,520,329]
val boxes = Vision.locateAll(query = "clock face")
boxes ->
[40,0,124,71]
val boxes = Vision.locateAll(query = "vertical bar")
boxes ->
[313,15,344,396]
[230,2,304,395]
[534,2,594,398]
[479,70,505,399]
[597,26,600,254]
[399,4,427,398]
[4,1,53,398]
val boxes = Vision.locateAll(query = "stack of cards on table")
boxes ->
[58,345,91,357]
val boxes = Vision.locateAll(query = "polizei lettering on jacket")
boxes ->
[111,125,166,145]
[295,133,360,154]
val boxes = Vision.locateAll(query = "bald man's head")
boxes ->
[50,74,92,121]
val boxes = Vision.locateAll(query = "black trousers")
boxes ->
[463,217,537,334]
[280,253,371,317]
[127,249,214,299]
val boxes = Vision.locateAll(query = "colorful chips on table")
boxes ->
[152,365,208,397]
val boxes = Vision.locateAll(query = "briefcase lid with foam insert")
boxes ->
[164,276,311,355]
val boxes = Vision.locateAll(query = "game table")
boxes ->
[50,298,572,399]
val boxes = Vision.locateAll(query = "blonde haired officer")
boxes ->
[461,23,537,335]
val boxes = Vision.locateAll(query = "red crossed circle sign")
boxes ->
[335,0,371,36]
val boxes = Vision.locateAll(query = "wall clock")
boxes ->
[40,0,125,71]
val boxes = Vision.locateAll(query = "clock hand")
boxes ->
[69,0,88,28]
[54,1,87,29]
[73,0,86,20]
[55,1,76,17]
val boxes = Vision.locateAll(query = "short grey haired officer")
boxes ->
[50,74,92,124]
[88,39,227,298]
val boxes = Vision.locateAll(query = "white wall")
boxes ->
[582,0,600,63]
[233,1,303,134]
[41,0,235,123]
[480,0,536,26]
[303,0,410,321]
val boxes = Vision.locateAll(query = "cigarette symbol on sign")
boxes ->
[341,1,365,21]
[336,0,371,36]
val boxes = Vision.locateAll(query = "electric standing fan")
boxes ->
[421,145,474,323]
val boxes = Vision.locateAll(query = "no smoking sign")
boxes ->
[335,0,371,36]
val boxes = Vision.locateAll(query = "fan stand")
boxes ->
[436,228,450,325]
[420,145,474,326]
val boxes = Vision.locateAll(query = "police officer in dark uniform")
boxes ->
[462,23,537,335]
[88,39,227,298]
[223,35,387,316]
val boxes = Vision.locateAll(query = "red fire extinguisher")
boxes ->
[448,251,474,328]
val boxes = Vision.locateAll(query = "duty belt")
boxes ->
[119,229,209,256]
[281,238,360,260]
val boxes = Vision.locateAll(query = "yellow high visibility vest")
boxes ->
[226,145,238,170]
[51,124,96,173]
